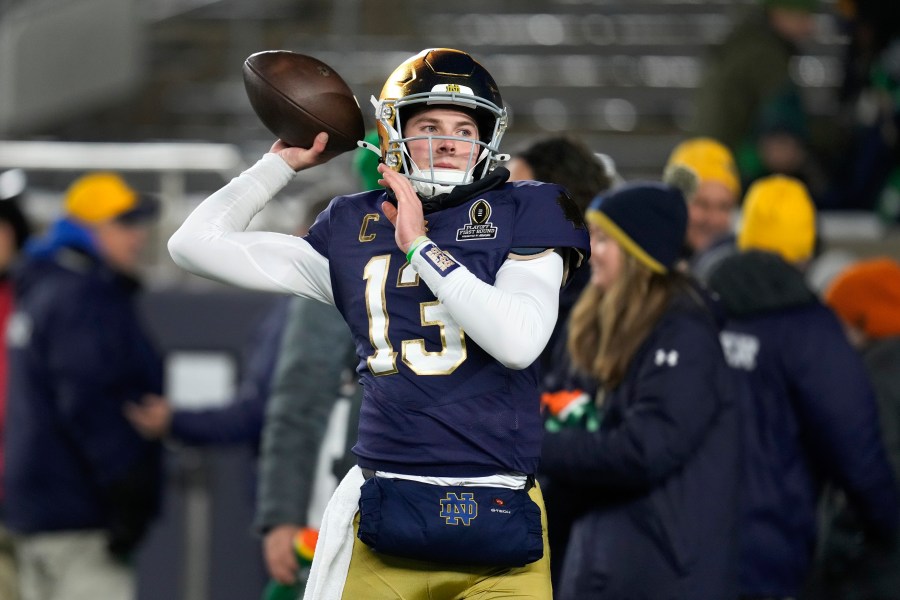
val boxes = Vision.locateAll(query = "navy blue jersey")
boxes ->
[305,180,589,476]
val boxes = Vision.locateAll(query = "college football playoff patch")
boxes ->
[456,199,498,241]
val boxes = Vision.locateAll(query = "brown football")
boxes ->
[242,51,366,155]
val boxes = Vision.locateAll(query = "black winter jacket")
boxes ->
[3,219,163,556]
[541,290,741,599]
[709,251,900,597]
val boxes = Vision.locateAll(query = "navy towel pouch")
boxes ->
[357,476,544,567]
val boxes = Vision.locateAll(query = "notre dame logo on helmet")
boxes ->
[440,492,478,526]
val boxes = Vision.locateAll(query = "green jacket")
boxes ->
[254,296,358,534]
[693,9,797,150]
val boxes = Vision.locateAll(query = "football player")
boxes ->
[169,48,589,599]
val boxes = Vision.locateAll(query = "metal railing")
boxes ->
[0,140,246,283]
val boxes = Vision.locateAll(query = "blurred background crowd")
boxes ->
[1,0,899,599]
[2,0,900,264]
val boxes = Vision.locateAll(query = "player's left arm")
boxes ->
[379,165,562,370]
[421,251,562,370]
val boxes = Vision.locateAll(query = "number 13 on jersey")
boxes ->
[363,255,467,376]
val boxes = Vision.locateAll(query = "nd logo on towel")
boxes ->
[440,492,478,526]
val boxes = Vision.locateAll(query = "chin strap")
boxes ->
[382,167,511,215]
[419,167,510,214]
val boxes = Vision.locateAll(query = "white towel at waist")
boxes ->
[302,466,364,600]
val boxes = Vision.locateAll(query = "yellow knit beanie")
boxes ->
[64,172,139,223]
[737,175,816,263]
[664,137,741,198]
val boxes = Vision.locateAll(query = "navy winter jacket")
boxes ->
[3,219,163,539]
[708,251,900,597]
[541,291,740,600]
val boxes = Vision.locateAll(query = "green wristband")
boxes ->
[406,236,431,262]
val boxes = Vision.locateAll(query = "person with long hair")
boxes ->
[540,182,740,599]
[506,135,619,588]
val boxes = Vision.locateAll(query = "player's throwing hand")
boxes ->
[271,133,333,172]
[378,163,427,254]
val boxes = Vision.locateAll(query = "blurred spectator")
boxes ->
[809,257,900,600]
[835,0,900,105]
[827,0,900,216]
[707,175,899,600]
[662,137,742,281]
[507,135,615,387]
[824,256,900,349]
[124,190,353,446]
[124,295,288,451]
[693,0,823,192]
[255,153,379,597]
[507,135,616,587]
[123,277,289,597]
[736,175,817,265]
[540,183,740,599]
[507,135,614,215]
[738,88,832,206]
[4,172,165,600]
[126,194,352,597]
[256,296,359,596]
[0,169,32,600]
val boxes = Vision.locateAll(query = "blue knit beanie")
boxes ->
[586,182,687,274]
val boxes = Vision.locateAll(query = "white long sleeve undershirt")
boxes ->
[168,154,561,369]
[410,247,561,369]
[168,153,334,304]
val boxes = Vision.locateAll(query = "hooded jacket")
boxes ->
[3,219,163,549]
[708,250,900,597]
